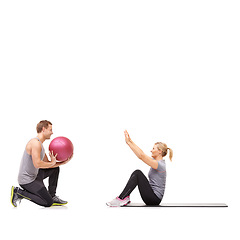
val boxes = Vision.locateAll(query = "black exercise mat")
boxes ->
[124,203,228,207]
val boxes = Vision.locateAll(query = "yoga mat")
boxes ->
[124,203,228,207]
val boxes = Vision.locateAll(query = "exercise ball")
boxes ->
[49,136,74,162]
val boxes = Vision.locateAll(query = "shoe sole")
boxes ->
[10,186,17,207]
[106,200,131,207]
[51,202,68,206]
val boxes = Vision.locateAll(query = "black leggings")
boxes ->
[119,169,162,205]
[18,167,60,207]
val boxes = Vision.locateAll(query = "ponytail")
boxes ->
[155,142,173,162]
[167,148,173,162]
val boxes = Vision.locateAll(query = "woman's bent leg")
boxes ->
[119,169,161,205]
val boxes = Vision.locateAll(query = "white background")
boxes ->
[0,1,239,239]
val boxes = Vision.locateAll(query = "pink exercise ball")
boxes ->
[49,136,74,162]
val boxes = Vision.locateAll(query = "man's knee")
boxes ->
[44,199,54,207]
[38,187,54,207]
[52,166,60,175]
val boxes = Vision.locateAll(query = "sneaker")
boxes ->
[106,196,130,207]
[52,195,68,206]
[10,186,23,207]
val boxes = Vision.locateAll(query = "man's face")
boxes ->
[43,124,53,139]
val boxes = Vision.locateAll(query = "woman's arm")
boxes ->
[124,130,158,169]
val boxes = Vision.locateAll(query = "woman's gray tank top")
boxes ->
[148,159,166,199]
[18,137,45,185]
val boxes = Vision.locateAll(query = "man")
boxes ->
[11,120,71,207]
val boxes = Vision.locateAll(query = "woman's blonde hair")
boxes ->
[155,142,173,162]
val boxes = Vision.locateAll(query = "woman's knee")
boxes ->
[132,169,144,176]
[133,169,143,174]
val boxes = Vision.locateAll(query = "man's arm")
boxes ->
[31,140,56,169]
[43,153,73,168]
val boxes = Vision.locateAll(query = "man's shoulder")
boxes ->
[27,138,41,149]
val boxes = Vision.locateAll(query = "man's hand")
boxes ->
[48,153,73,168]
[49,151,57,166]
[59,154,73,165]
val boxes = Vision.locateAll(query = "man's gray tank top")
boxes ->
[18,137,45,185]
[148,159,166,199]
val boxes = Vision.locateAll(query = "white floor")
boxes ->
[3,196,238,240]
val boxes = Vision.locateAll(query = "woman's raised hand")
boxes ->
[124,130,131,144]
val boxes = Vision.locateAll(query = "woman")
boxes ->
[106,130,173,207]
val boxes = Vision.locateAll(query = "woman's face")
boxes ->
[151,144,162,159]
